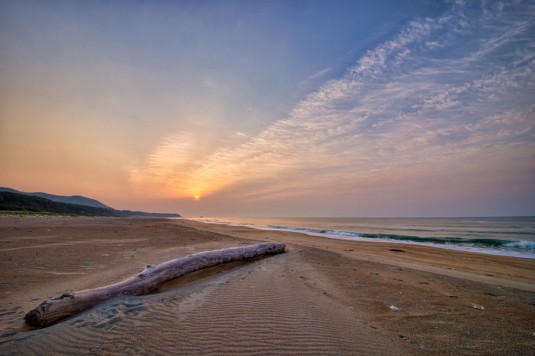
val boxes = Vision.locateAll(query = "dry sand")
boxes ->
[0,215,534,355]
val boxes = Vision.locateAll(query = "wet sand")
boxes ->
[0,215,534,355]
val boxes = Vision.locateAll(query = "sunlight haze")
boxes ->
[1,0,534,217]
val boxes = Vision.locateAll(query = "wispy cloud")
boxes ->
[129,132,196,195]
[201,78,229,91]
[300,67,333,85]
[130,0,535,205]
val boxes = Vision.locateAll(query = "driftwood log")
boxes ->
[25,242,286,327]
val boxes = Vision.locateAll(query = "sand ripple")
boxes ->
[0,251,397,355]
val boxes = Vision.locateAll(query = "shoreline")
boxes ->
[1,215,534,354]
[186,217,535,260]
[181,219,535,289]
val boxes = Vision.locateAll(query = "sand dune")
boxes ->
[1,216,534,355]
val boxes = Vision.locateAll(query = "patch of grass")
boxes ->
[0,210,88,217]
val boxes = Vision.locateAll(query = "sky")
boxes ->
[1,0,534,217]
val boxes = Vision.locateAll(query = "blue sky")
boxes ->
[1,0,534,217]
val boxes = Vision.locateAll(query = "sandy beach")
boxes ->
[0,215,534,355]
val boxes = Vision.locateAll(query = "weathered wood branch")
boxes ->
[24,242,286,327]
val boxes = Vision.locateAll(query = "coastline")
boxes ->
[190,216,535,260]
[1,215,534,354]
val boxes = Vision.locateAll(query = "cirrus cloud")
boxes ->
[130,0,535,214]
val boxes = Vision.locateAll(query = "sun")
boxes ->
[194,194,201,201]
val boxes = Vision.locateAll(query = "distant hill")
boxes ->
[0,187,112,209]
[0,191,118,216]
[30,192,112,209]
[0,189,180,218]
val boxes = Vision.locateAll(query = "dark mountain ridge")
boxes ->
[0,187,111,209]
[0,188,180,218]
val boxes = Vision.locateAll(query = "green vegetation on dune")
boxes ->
[0,210,90,217]
[0,192,180,218]
[0,191,117,216]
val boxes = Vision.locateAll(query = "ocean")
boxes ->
[192,216,535,259]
